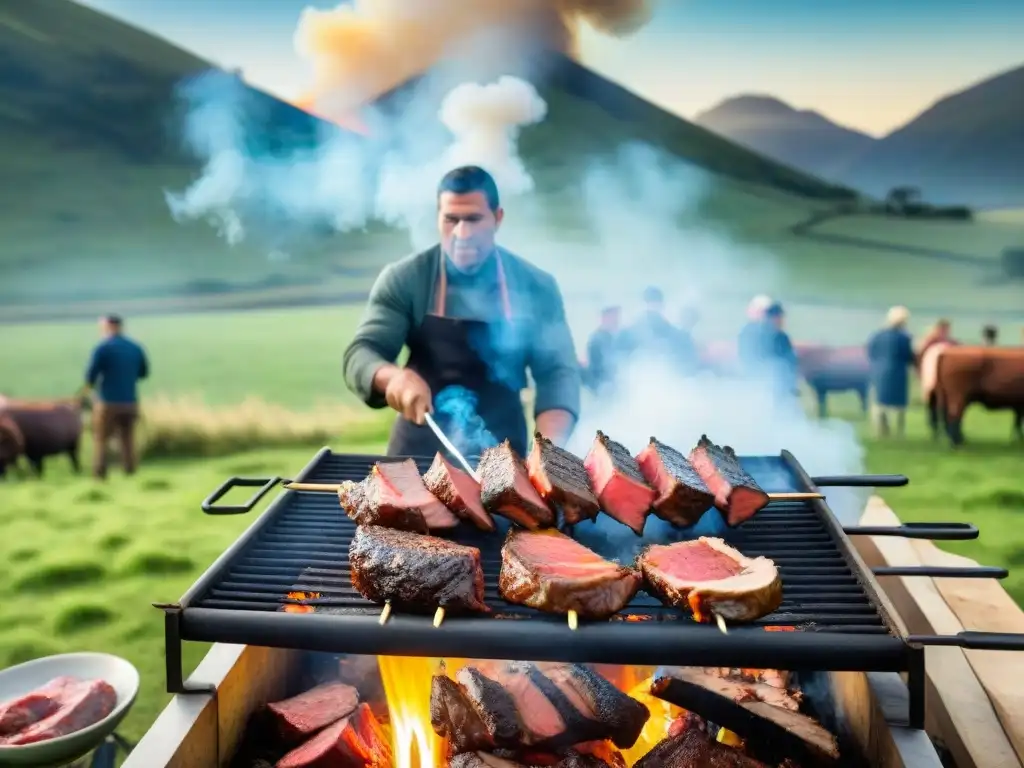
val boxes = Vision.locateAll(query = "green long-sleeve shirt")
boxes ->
[342,245,581,419]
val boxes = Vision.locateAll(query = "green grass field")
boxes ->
[0,399,1020,748]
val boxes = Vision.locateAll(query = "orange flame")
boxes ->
[283,591,322,614]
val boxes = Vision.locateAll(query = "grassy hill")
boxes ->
[0,0,1021,320]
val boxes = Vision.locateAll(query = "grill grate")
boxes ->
[190,452,890,634]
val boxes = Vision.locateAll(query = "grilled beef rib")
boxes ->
[430,661,649,753]
[688,435,769,526]
[479,440,555,530]
[349,525,489,613]
[636,437,715,527]
[275,702,392,768]
[499,529,642,620]
[423,452,495,532]
[635,725,769,768]
[527,432,600,525]
[359,459,459,532]
[266,681,360,744]
[583,431,656,535]
[638,537,782,623]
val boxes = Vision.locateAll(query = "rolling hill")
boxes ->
[696,65,1024,209]
[694,95,874,183]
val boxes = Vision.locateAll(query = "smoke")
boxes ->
[434,385,496,457]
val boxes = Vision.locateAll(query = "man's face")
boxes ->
[438,191,503,273]
[602,309,621,331]
[98,318,113,337]
[770,313,785,329]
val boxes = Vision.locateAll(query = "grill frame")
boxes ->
[162,446,930,724]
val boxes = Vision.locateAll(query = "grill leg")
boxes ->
[908,646,926,729]
[159,604,216,695]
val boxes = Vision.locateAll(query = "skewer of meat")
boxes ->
[526,432,600,526]
[348,525,489,627]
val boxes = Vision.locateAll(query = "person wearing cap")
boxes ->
[342,166,580,458]
[866,306,915,438]
[737,294,774,373]
[621,286,698,374]
[582,305,626,396]
[981,325,998,346]
[84,314,149,478]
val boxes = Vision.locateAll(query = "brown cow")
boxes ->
[0,398,84,476]
[794,343,870,418]
[0,412,25,477]
[930,346,1024,445]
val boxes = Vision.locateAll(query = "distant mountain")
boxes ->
[694,95,875,182]
[696,65,1024,208]
[835,64,1024,208]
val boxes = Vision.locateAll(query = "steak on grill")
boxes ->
[0,676,74,737]
[430,661,649,753]
[358,459,459,532]
[639,537,782,623]
[479,440,555,530]
[349,525,489,613]
[0,678,117,745]
[266,681,360,744]
[526,432,600,525]
[499,529,642,620]
[275,702,392,768]
[634,726,769,768]
[650,668,840,762]
[423,452,495,532]
[636,437,715,527]
[688,435,769,526]
[583,431,656,535]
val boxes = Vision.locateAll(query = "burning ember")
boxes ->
[282,591,322,614]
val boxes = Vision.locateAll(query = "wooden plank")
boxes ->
[853,498,1022,768]
[908,537,1024,761]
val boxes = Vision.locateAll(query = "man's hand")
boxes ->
[384,368,432,425]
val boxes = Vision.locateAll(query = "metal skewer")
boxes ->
[433,607,446,628]
[284,484,825,500]
[567,609,579,630]
[379,601,392,625]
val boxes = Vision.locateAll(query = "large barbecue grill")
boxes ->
[161,447,1024,733]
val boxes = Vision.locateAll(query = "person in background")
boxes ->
[85,314,149,478]
[676,304,701,373]
[866,306,915,438]
[916,318,957,360]
[762,301,799,398]
[621,286,697,373]
[582,305,625,395]
[737,294,774,375]
[982,325,998,346]
[342,166,580,457]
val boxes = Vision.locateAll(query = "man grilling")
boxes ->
[342,166,580,458]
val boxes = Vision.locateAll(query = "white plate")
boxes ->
[0,653,139,767]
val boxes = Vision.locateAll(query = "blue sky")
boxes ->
[75,0,1024,136]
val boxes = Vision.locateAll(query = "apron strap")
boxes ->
[434,250,513,321]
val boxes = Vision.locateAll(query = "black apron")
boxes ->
[386,252,529,459]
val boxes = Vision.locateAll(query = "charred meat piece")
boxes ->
[349,525,489,613]
[635,726,769,768]
[650,668,840,762]
[638,537,782,623]
[1,679,116,745]
[0,676,76,737]
[276,703,392,768]
[479,440,555,530]
[527,432,600,525]
[432,674,496,754]
[337,480,369,518]
[266,681,360,744]
[701,670,800,712]
[583,431,656,535]
[499,529,641,620]
[688,435,769,526]
[636,437,715,527]
[450,751,619,767]
[358,459,459,532]
[432,661,649,754]
[424,452,495,532]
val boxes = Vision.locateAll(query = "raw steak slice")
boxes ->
[275,703,392,768]
[583,431,655,535]
[499,529,641,620]
[526,432,600,525]
[688,435,769,526]
[360,459,459,532]
[638,537,782,623]
[0,676,76,737]
[432,661,649,753]
[266,681,360,744]
[650,668,840,762]
[349,525,489,613]
[635,437,715,527]
[479,440,555,530]
[423,452,495,532]
[2,679,117,745]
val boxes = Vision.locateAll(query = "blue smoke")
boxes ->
[434,385,498,457]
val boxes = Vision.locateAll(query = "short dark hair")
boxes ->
[104,314,123,327]
[437,166,500,211]
[642,286,664,304]
[982,325,998,340]
[765,302,784,317]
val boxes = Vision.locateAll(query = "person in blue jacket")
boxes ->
[866,305,915,438]
[738,299,798,401]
